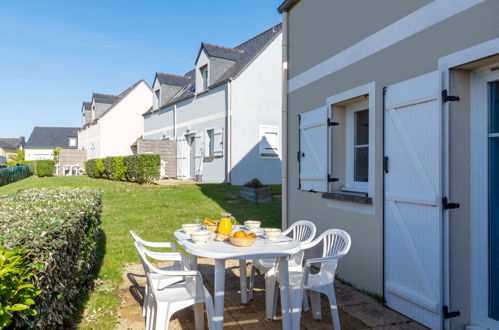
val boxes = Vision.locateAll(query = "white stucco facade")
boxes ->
[25,148,54,161]
[78,80,153,159]
[143,30,282,184]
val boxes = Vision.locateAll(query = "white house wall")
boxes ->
[143,105,175,139]
[174,85,228,183]
[78,122,100,160]
[231,33,283,185]
[79,81,152,159]
[25,148,55,161]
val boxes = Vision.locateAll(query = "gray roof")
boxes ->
[0,137,25,149]
[198,43,243,62]
[148,23,282,113]
[25,127,79,149]
[82,101,91,111]
[93,93,119,104]
[277,0,299,13]
[156,73,191,87]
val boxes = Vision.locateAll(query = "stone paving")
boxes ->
[117,259,427,329]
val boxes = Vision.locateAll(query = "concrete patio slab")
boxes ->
[117,258,428,329]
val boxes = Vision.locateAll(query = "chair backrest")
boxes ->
[317,229,351,276]
[283,220,316,244]
[130,230,177,251]
[283,220,316,266]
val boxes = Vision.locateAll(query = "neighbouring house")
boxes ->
[143,23,282,184]
[279,0,499,329]
[25,127,78,160]
[0,137,25,164]
[78,80,153,159]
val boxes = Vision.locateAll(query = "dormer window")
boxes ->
[69,137,77,147]
[200,65,208,91]
[155,89,160,108]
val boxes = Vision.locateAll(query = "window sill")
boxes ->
[321,190,372,204]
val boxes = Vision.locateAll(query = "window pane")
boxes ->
[354,146,368,182]
[355,109,369,145]
[490,82,499,134]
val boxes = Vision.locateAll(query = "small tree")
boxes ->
[8,149,25,162]
[53,147,61,163]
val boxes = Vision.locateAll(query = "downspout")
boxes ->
[227,80,233,184]
[281,11,289,230]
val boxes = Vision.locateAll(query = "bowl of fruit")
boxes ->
[203,218,219,232]
[229,230,257,247]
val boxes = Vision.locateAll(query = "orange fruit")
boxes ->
[234,231,246,238]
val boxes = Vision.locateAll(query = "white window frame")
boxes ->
[345,101,369,193]
[200,65,208,91]
[259,125,279,158]
[69,137,77,147]
[326,82,376,215]
[155,89,161,108]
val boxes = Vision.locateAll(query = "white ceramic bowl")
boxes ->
[244,220,261,230]
[190,231,211,244]
[182,224,201,235]
[263,228,281,240]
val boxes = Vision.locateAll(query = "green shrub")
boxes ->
[103,157,114,179]
[6,160,32,167]
[0,248,41,328]
[0,188,102,328]
[94,158,105,178]
[112,156,127,181]
[85,159,96,178]
[124,154,160,183]
[33,160,54,177]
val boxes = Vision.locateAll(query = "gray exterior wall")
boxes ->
[286,0,499,303]
[144,106,175,139]
[210,57,235,84]
[93,102,112,120]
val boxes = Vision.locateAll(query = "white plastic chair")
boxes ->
[274,229,351,329]
[248,220,316,319]
[134,241,214,330]
[130,231,186,321]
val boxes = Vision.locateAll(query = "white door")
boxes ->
[384,71,442,329]
[176,137,189,180]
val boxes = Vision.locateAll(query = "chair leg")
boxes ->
[265,273,277,319]
[143,284,149,317]
[146,295,154,330]
[310,291,322,320]
[272,282,279,320]
[290,285,304,329]
[248,265,255,300]
[194,303,204,330]
[326,287,341,330]
[302,289,310,312]
[154,302,170,330]
[204,294,215,330]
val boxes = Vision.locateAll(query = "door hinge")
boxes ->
[383,156,389,173]
[328,174,339,183]
[443,305,460,319]
[327,118,339,126]
[297,150,301,162]
[442,197,460,210]
[442,89,460,103]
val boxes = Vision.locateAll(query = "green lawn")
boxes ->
[0,176,281,329]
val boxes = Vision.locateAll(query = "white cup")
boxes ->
[190,231,211,244]
[263,228,281,240]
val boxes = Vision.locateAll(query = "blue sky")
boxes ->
[0,0,282,139]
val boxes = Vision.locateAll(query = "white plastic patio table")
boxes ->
[174,226,301,330]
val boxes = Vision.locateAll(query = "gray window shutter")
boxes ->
[299,106,328,192]
[213,128,224,157]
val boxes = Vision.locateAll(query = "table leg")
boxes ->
[239,259,247,304]
[214,258,226,330]
[190,254,198,270]
[278,257,293,330]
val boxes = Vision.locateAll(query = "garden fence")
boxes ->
[0,164,32,186]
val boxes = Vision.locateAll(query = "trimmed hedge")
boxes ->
[0,188,103,328]
[34,160,55,177]
[85,154,159,184]
[0,164,32,186]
